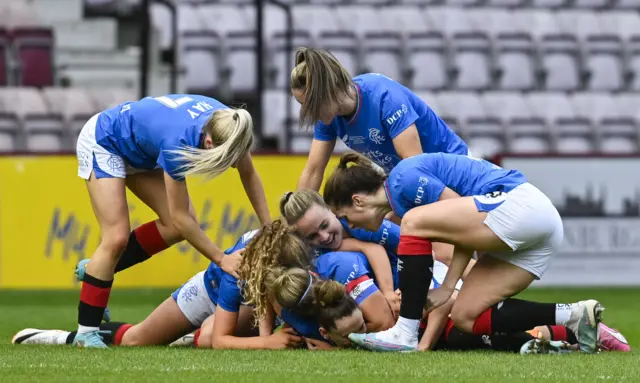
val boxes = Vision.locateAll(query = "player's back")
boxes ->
[356,74,467,155]
[203,229,259,306]
[316,251,399,291]
[96,95,227,169]
[391,153,527,198]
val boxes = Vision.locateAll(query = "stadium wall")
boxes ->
[1,154,637,288]
[0,154,337,289]
[499,154,640,286]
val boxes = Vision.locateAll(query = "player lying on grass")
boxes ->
[323,152,604,353]
[72,94,271,348]
[14,244,629,353]
[277,195,628,352]
[266,262,630,353]
[13,221,313,350]
[240,211,629,353]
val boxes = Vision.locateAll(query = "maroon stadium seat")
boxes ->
[0,28,10,86]
[12,27,54,87]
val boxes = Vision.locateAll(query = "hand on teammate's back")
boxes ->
[266,327,304,349]
[221,249,244,278]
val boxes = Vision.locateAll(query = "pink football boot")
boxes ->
[599,323,631,352]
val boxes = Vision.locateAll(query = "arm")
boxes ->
[358,290,396,332]
[259,303,276,337]
[391,124,424,160]
[338,239,394,297]
[210,306,302,350]
[163,172,226,266]
[211,307,268,349]
[418,292,456,351]
[442,246,474,291]
[424,245,474,314]
[236,153,271,225]
[297,139,336,191]
[346,275,395,332]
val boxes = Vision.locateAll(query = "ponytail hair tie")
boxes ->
[283,191,294,205]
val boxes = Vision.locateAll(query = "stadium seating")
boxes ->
[1,0,639,155]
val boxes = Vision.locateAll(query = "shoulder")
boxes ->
[224,230,260,255]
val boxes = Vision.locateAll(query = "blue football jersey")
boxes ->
[95,94,228,180]
[341,219,400,288]
[201,230,259,312]
[384,153,528,217]
[315,251,398,306]
[313,74,468,173]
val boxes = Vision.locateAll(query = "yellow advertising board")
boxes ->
[0,155,337,289]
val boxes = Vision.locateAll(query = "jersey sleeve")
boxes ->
[279,309,324,340]
[345,219,400,255]
[385,167,446,217]
[224,230,259,255]
[345,275,379,306]
[313,121,338,141]
[216,275,242,313]
[316,251,372,285]
[380,91,420,139]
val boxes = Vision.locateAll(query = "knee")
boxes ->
[155,220,182,245]
[400,210,421,234]
[101,228,130,257]
[401,209,437,238]
[120,327,143,346]
[450,305,477,333]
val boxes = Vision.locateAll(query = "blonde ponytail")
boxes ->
[169,108,254,180]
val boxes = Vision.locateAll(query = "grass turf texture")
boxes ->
[0,288,637,382]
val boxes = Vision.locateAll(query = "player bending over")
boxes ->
[71,94,271,348]
[322,152,604,353]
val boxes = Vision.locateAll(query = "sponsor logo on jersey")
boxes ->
[414,186,425,205]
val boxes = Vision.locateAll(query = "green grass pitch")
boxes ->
[0,288,638,382]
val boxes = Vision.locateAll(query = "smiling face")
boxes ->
[294,204,344,249]
[319,307,366,347]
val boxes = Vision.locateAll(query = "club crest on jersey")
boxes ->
[369,128,385,144]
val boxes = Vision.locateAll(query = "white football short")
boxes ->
[171,271,217,327]
[478,183,564,279]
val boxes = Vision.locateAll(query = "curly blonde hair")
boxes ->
[238,218,311,325]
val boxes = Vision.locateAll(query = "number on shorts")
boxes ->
[153,96,194,109]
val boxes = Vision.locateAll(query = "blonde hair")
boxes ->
[267,267,358,331]
[291,47,353,128]
[170,108,254,179]
[323,153,387,210]
[279,190,328,226]
[238,219,311,325]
